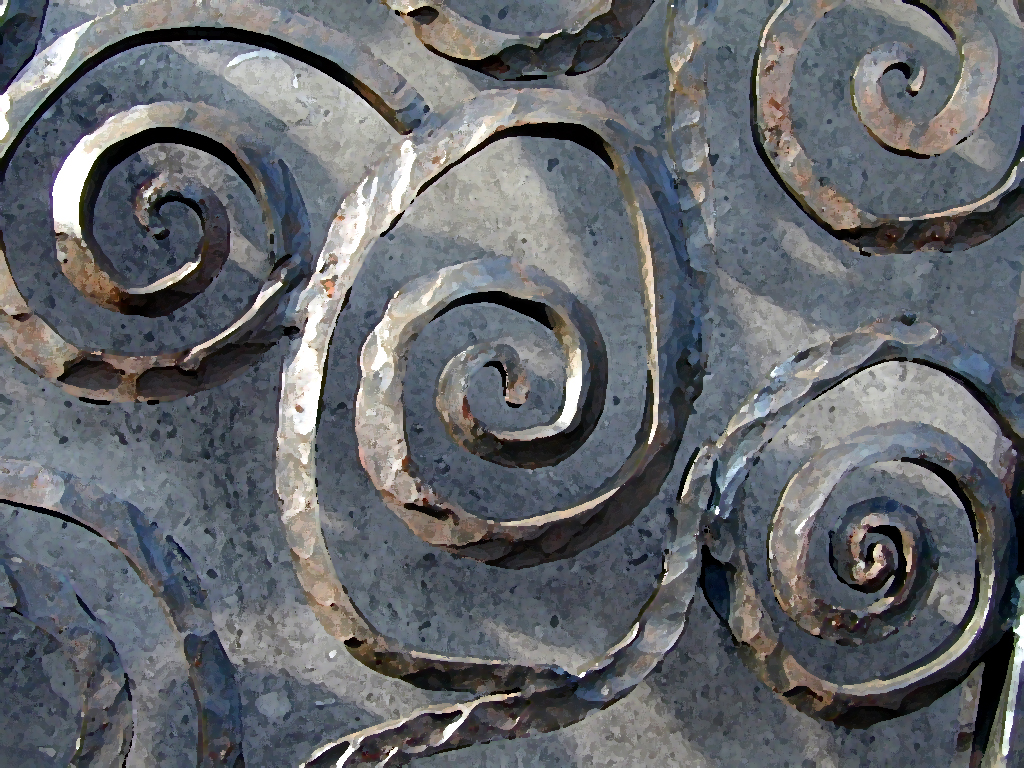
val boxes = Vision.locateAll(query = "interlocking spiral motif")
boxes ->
[3,0,1024,765]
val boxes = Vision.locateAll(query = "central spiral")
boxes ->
[693,319,1021,725]
[355,256,614,565]
[0,100,311,402]
[770,430,953,647]
[829,497,928,597]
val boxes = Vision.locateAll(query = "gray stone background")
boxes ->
[1,0,1020,765]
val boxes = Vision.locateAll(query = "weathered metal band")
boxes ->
[0,459,243,767]
[0,555,134,766]
[666,0,717,256]
[383,0,654,80]
[0,0,427,166]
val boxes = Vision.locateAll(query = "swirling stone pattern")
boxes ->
[301,316,1024,763]
[753,0,1024,253]
[1,0,1021,766]
[0,100,311,402]
[354,256,618,564]
[0,0,428,402]
[690,318,1021,725]
[276,86,706,713]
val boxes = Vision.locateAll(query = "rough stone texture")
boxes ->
[0,0,1023,765]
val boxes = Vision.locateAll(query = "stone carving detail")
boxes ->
[753,0,1024,253]
[355,256,616,564]
[274,87,705,742]
[690,318,1020,724]
[296,319,1024,763]
[2,0,1023,765]
[1,100,311,402]
[0,0,427,402]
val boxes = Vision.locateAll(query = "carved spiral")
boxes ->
[435,339,533,456]
[276,88,706,762]
[355,256,619,564]
[56,158,231,318]
[770,427,965,650]
[753,0,1024,253]
[0,100,311,402]
[826,497,935,628]
[690,318,1021,724]
[0,0,432,402]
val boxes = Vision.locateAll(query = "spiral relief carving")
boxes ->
[272,87,706,761]
[355,256,615,564]
[1,0,1019,764]
[0,100,311,402]
[753,0,1024,253]
[53,112,234,318]
[821,496,937,642]
[690,317,1021,724]
[767,424,997,658]
[0,0,434,402]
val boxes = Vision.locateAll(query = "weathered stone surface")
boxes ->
[1,0,1023,766]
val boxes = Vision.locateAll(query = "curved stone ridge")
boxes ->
[1,555,134,766]
[383,0,654,80]
[0,459,244,767]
